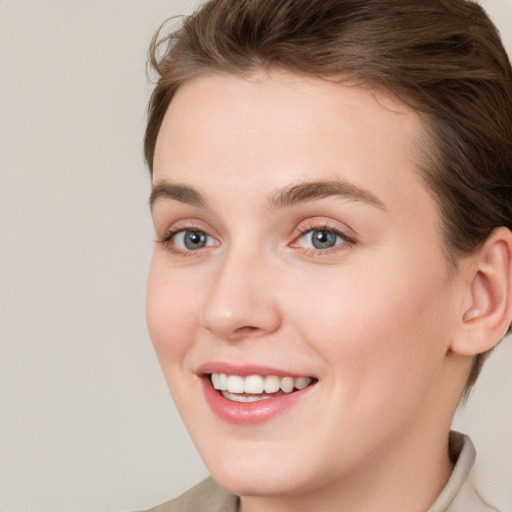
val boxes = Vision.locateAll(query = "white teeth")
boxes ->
[295,377,312,390]
[264,375,280,393]
[222,391,273,402]
[219,373,228,390]
[226,375,245,393]
[211,373,313,395]
[244,375,264,394]
[280,376,294,393]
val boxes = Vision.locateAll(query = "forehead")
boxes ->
[153,71,436,224]
[155,71,423,165]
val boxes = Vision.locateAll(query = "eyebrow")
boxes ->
[150,181,205,209]
[149,178,385,211]
[269,179,385,210]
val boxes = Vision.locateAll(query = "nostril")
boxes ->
[200,283,282,339]
[233,326,262,335]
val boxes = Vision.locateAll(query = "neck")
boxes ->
[240,423,454,512]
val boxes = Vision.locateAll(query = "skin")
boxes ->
[147,71,475,512]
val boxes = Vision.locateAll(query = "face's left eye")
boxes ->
[294,228,348,250]
[173,230,216,250]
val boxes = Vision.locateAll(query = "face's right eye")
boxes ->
[168,229,217,251]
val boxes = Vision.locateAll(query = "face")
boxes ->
[147,72,462,499]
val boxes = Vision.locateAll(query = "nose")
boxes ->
[200,249,282,341]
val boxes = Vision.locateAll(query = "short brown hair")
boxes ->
[144,0,512,392]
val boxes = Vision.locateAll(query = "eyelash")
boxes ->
[157,223,356,257]
[157,226,214,257]
[293,223,356,255]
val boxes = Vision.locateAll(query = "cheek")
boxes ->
[281,260,455,454]
[285,255,453,386]
[146,260,201,361]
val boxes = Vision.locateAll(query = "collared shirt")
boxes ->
[143,432,498,512]
[430,433,498,512]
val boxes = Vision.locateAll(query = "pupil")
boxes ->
[312,230,336,249]
[185,231,206,249]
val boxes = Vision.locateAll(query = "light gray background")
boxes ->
[1,1,511,511]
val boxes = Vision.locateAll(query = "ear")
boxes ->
[450,227,512,356]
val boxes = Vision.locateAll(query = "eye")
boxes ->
[166,229,217,251]
[294,227,352,251]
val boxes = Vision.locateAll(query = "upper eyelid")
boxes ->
[158,219,218,238]
[161,226,215,243]
[297,224,343,235]
[293,227,353,246]
[293,218,356,239]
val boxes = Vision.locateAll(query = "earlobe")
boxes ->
[451,227,512,356]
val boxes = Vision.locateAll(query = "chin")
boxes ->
[199,443,324,498]
[211,466,304,498]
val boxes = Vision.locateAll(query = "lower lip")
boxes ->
[201,377,315,425]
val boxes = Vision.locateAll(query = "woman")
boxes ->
[143,0,512,510]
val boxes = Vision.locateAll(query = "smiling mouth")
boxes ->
[209,373,316,403]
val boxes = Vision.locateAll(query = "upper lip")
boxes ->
[197,362,315,379]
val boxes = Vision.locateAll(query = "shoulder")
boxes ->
[140,477,239,512]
